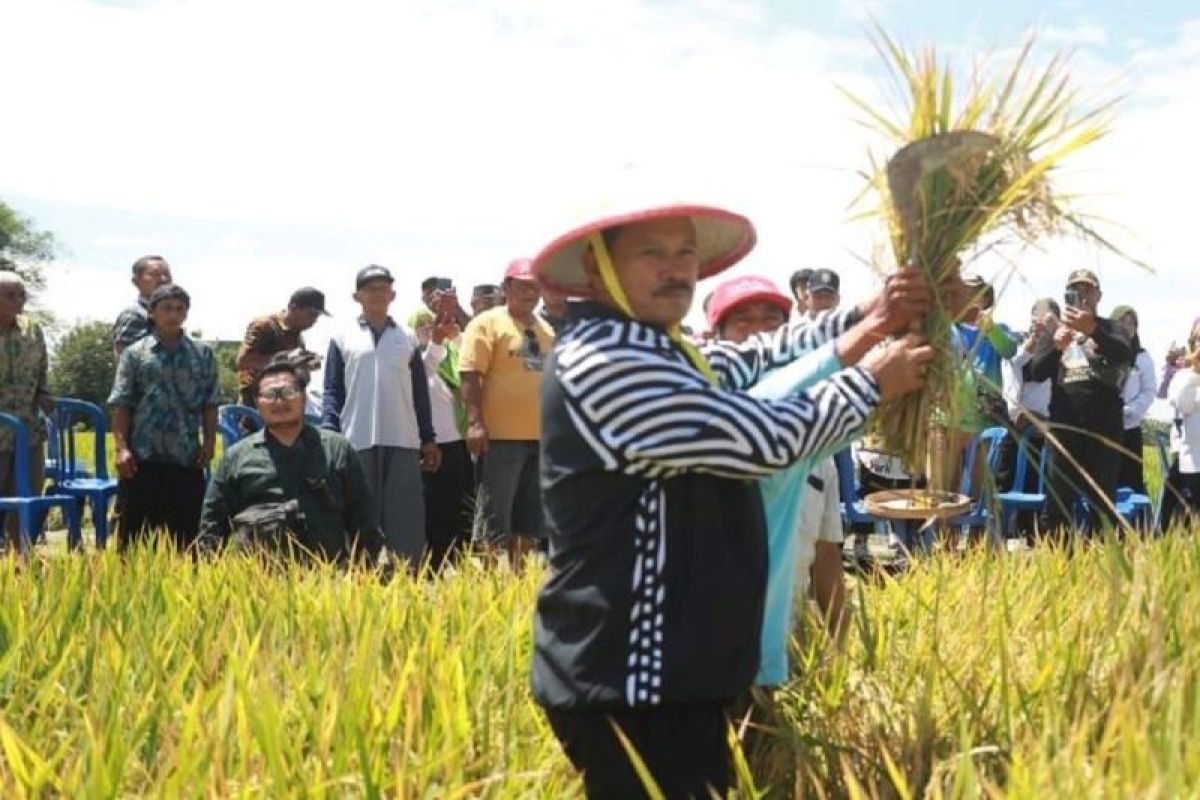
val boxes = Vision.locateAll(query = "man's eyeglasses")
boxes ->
[258,386,303,402]
[523,328,541,358]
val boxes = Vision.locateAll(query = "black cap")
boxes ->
[289,287,328,315]
[472,283,501,297]
[789,268,813,291]
[355,264,394,289]
[808,268,840,293]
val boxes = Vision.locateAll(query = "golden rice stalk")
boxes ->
[843,27,1135,477]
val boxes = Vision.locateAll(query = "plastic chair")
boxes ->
[42,413,91,483]
[997,429,1050,537]
[47,399,120,549]
[834,448,923,555]
[217,405,263,449]
[1116,487,1152,530]
[0,413,82,550]
[944,427,1008,545]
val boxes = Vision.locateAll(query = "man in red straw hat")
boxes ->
[529,203,935,797]
[459,257,555,570]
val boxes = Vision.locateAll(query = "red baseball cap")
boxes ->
[505,258,536,282]
[707,275,792,330]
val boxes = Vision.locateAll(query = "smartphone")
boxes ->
[436,277,453,291]
[1064,289,1081,309]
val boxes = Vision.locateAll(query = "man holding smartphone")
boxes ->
[1027,269,1133,538]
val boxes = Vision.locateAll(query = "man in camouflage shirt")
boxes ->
[109,284,220,549]
[0,272,53,548]
[234,287,327,407]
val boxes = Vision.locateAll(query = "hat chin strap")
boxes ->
[588,233,717,385]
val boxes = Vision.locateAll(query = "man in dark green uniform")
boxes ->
[200,355,382,561]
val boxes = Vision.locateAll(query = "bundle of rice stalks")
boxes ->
[845,28,1131,485]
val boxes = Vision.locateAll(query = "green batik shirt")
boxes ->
[0,316,49,450]
[108,333,221,467]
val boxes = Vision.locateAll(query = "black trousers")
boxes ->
[1118,426,1146,494]
[421,440,474,570]
[117,461,206,550]
[1044,421,1123,537]
[1160,458,1200,531]
[545,704,733,799]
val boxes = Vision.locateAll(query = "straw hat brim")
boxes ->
[531,204,757,297]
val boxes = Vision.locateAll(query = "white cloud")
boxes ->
[5,0,1197,366]
[1043,22,1108,46]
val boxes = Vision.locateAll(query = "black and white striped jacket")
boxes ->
[532,302,881,709]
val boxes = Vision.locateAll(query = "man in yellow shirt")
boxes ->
[459,258,555,568]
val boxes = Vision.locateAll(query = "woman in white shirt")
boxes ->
[1113,306,1157,494]
[1163,354,1200,530]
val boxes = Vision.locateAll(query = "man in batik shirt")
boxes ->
[0,271,53,549]
[111,255,172,356]
[109,284,220,549]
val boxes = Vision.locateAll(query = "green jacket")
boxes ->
[199,424,382,561]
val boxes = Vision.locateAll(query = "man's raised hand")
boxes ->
[860,334,935,400]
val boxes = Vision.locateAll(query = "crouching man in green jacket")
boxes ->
[200,354,383,562]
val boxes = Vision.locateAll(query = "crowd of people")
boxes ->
[0,202,1197,796]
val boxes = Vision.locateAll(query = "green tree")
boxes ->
[213,340,240,404]
[0,200,57,292]
[50,320,116,409]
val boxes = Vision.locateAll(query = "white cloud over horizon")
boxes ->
[2,0,1197,364]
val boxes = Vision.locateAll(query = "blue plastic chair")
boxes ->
[834,448,924,555]
[1116,487,1152,530]
[944,427,1008,545]
[42,413,91,484]
[47,399,120,549]
[997,430,1051,537]
[217,405,263,449]
[0,413,82,550]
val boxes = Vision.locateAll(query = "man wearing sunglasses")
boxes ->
[201,354,382,561]
[459,258,555,570]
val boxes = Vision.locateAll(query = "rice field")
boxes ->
[9,435,1177,796]
[0,522,1197,798]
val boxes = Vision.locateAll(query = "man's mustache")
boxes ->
[652,281,693,297]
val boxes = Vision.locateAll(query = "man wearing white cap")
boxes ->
[529,204,934,797]
[459,258,555,569]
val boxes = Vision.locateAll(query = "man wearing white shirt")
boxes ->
[322,265,442,568]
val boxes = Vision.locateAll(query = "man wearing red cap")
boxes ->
[459,258,555,569]
[529,204,934,797]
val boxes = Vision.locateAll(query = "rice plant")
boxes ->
[2,530,1200,796]
[844,28,1140,479]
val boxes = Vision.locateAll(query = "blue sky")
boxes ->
[2,0,1198,380]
